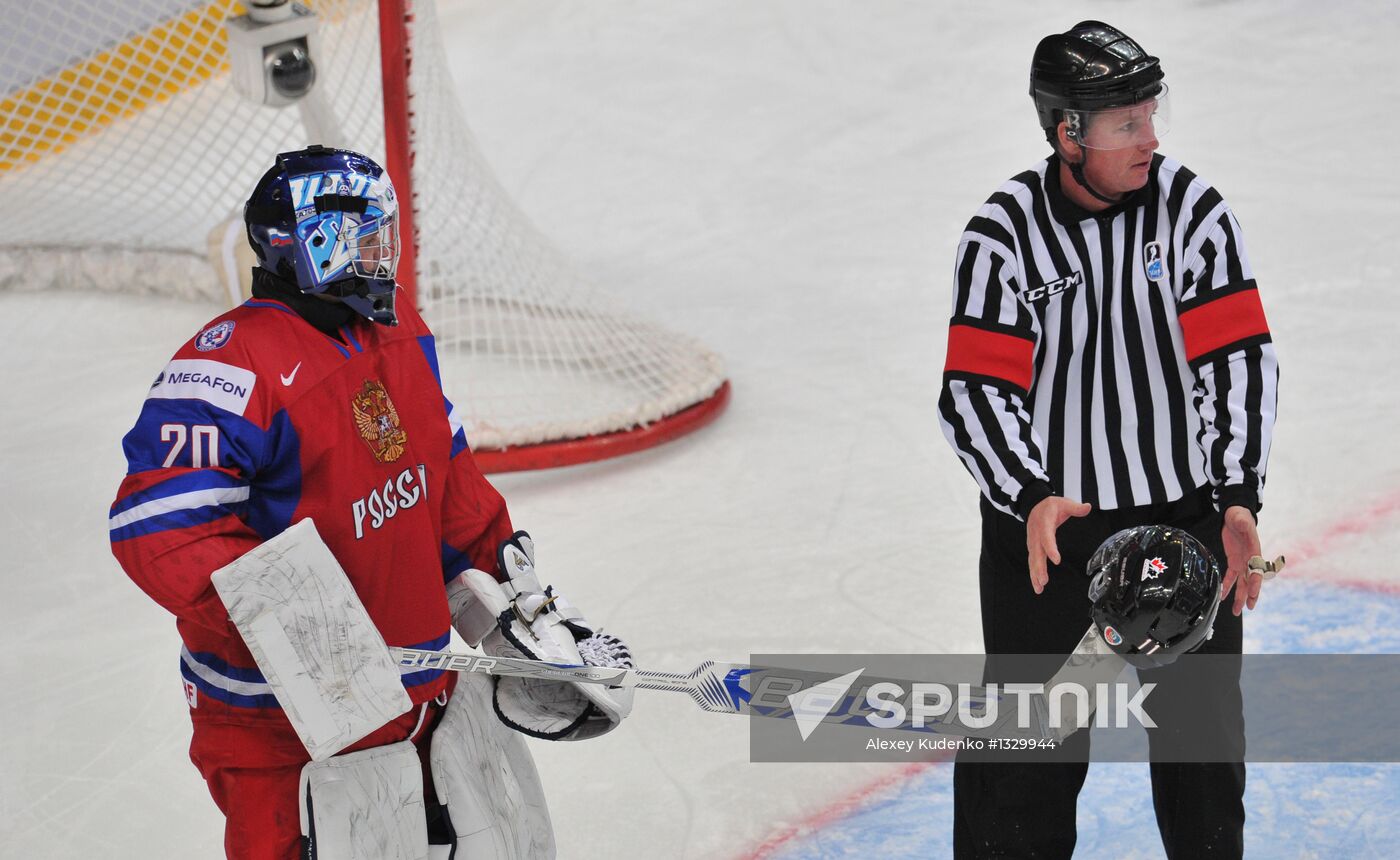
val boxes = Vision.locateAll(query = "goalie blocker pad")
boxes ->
[211,518,413,760]
[299,741,429,860]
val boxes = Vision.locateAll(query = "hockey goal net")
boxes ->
[0,0,728,471]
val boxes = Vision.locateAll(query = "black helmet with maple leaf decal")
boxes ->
[1087,525,1222,668]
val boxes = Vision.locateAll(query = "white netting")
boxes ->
[0,0,725,455]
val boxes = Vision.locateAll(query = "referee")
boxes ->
[938,21,1278,859]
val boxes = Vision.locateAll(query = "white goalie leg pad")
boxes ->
[211,518,413,760]
[299,740,429,860]
[430,672,556,859]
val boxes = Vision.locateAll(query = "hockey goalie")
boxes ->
[109,146,631,859]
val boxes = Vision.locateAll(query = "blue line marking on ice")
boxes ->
[769,579,1400,859]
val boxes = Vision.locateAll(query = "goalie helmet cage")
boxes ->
[0,0,729,472]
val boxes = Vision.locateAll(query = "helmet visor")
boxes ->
[1065,85,1170,151]
[345,212,400,281]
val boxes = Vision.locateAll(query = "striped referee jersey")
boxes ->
[938,153,1278,519]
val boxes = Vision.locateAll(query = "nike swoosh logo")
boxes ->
[280,362,302,386]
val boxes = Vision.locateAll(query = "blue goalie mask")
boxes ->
[244,145,401,325]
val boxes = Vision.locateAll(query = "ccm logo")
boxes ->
[1025,271,1082,303]
[352,464,428,539]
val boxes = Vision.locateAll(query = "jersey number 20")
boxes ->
[161,423,220,468]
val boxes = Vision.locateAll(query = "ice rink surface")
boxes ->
[3,1,1400,857]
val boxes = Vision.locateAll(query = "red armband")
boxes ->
[943,323,1035,394]
[1179,287,1270,364]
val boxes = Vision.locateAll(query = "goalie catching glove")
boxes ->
[447,532,634,740]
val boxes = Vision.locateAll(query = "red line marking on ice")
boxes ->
[1318,578,1400,595]
[1280,489,1400,593]
[729,489,1400,860]
[734,759,944,860]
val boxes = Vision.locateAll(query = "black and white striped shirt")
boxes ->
[938,153,1278,519]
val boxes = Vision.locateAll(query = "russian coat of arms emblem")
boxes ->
[351,379,408,463]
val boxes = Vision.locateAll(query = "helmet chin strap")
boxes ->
[1066,146,1125,206]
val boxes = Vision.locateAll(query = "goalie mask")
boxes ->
[244,145,400,325]
[1087,525,1222,668]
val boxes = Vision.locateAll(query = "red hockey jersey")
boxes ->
[110,296,513,722]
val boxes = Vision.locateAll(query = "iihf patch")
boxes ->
[1144,240,1166,282]
[1103,625,1123,646]
[195,320,236,352]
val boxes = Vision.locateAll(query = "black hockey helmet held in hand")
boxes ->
[1087,525,1222,668]
[1030,21,1164,137]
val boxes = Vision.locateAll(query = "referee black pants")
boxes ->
[952,487,1245,859]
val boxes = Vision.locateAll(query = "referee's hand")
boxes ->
[1220,505,1264,616]
[1026,496,1093,594]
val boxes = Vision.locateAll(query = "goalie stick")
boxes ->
[392,635,1126,744]
[396,648,752,710]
